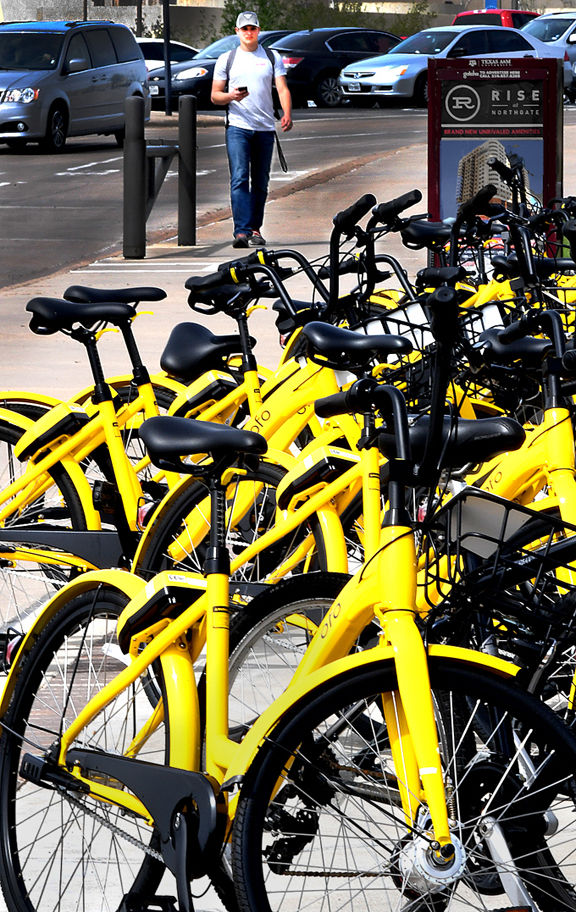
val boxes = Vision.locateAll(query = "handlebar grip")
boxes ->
[185,271,232,293]
[562,219,576,260]
[317,257,358,279]
[498,318,529,344]
[426,285,457,308]
[217,250,263,275]
[488,157,514,183]
[562,349,576,373]
[314,389,351,419]
[332,193,377,235]
[371,189,423,225]
[456,184,498,222]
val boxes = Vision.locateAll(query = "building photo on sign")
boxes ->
[428,58,563,220]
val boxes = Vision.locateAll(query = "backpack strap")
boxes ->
[224,45,280,124]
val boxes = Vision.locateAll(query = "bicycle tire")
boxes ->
[134,463,330,593]
[0,587,167,912]
[0,585,238,912]
[0,418,89,630]
[232,655,576,912]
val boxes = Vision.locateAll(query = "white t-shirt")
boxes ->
[214,45,285,131]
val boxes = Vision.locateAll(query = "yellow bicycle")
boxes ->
[3,288,576,912]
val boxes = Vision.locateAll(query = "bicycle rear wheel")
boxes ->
[134,464,330,596]
[0,418,89,630]
[233,656,576,912]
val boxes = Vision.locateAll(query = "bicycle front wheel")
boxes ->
[0,587,167,912]
[233,656,576,912]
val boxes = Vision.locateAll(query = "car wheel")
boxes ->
[41,104,67,153]
[414,74,428,108]
[313,73,342,108]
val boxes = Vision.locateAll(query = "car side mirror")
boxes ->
[567,32,576,44]
[65,57,89,73]
[447,47,466,58]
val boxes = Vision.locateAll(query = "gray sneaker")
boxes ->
[248,231,266,247]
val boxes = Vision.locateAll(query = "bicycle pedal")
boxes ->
[0,626,23,672]
[20,753,89,793]
[92,479,122,517]
[117,896,178,912]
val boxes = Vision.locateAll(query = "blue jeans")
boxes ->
[226,125,275,236]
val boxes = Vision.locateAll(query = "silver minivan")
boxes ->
[0,19,150,152]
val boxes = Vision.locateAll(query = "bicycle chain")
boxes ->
[64,789,163,861]
[276,868,380,877]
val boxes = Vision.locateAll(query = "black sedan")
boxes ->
[147,30,294,109]
[270,27,400,107]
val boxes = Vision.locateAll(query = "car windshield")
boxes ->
[197,35,239,59]
[522,18,575,42]
[388,30,458,55]
[0,32,64,69]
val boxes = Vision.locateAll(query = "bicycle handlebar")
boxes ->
[315,379,411,462]
[488,157,516,185]
[332,193,377,237]
[456,184,500,226]
[369,189,423,228]
[497,308,565,355]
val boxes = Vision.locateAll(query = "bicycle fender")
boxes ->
[0,569,146,720]
[71,373,187,407]
[222,644,520,794]
[0,391,62,410]
[0,406,34,432]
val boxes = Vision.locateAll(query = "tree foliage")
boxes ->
[219,0,434,37]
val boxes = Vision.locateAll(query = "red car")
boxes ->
[451,9,539,29]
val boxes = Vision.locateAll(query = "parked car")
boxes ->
[270,27,400,107]
[338,25,570,107]
[0,19,150,152]
[136,37,198,71]
[522,11,576,98]
[452,8,539,29]
[147,30,293,109]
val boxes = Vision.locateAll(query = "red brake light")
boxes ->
[282,56,304,68]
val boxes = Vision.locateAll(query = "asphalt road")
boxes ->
[0,106,430,289]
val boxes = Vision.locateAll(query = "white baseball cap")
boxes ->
[236,11,260,28]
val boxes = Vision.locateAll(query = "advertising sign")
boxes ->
[428,58,563,220]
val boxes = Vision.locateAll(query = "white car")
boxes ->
[136,38,198,72]
[338,25,570,106]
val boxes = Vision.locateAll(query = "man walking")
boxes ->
[211,11,293,248]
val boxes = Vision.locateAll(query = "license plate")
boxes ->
[347,82,361,92]
[149,85,159,95]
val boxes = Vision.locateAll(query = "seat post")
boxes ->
[71,326,113,404]
[204,472,233,777]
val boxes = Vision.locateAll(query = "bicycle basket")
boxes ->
[419,487,576,612]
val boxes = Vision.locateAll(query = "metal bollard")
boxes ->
[178,95,197,246]
[123,96,147,259]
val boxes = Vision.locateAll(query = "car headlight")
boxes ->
[4,87,39,103]
[174,67,209,81]
[378,66,409,80]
